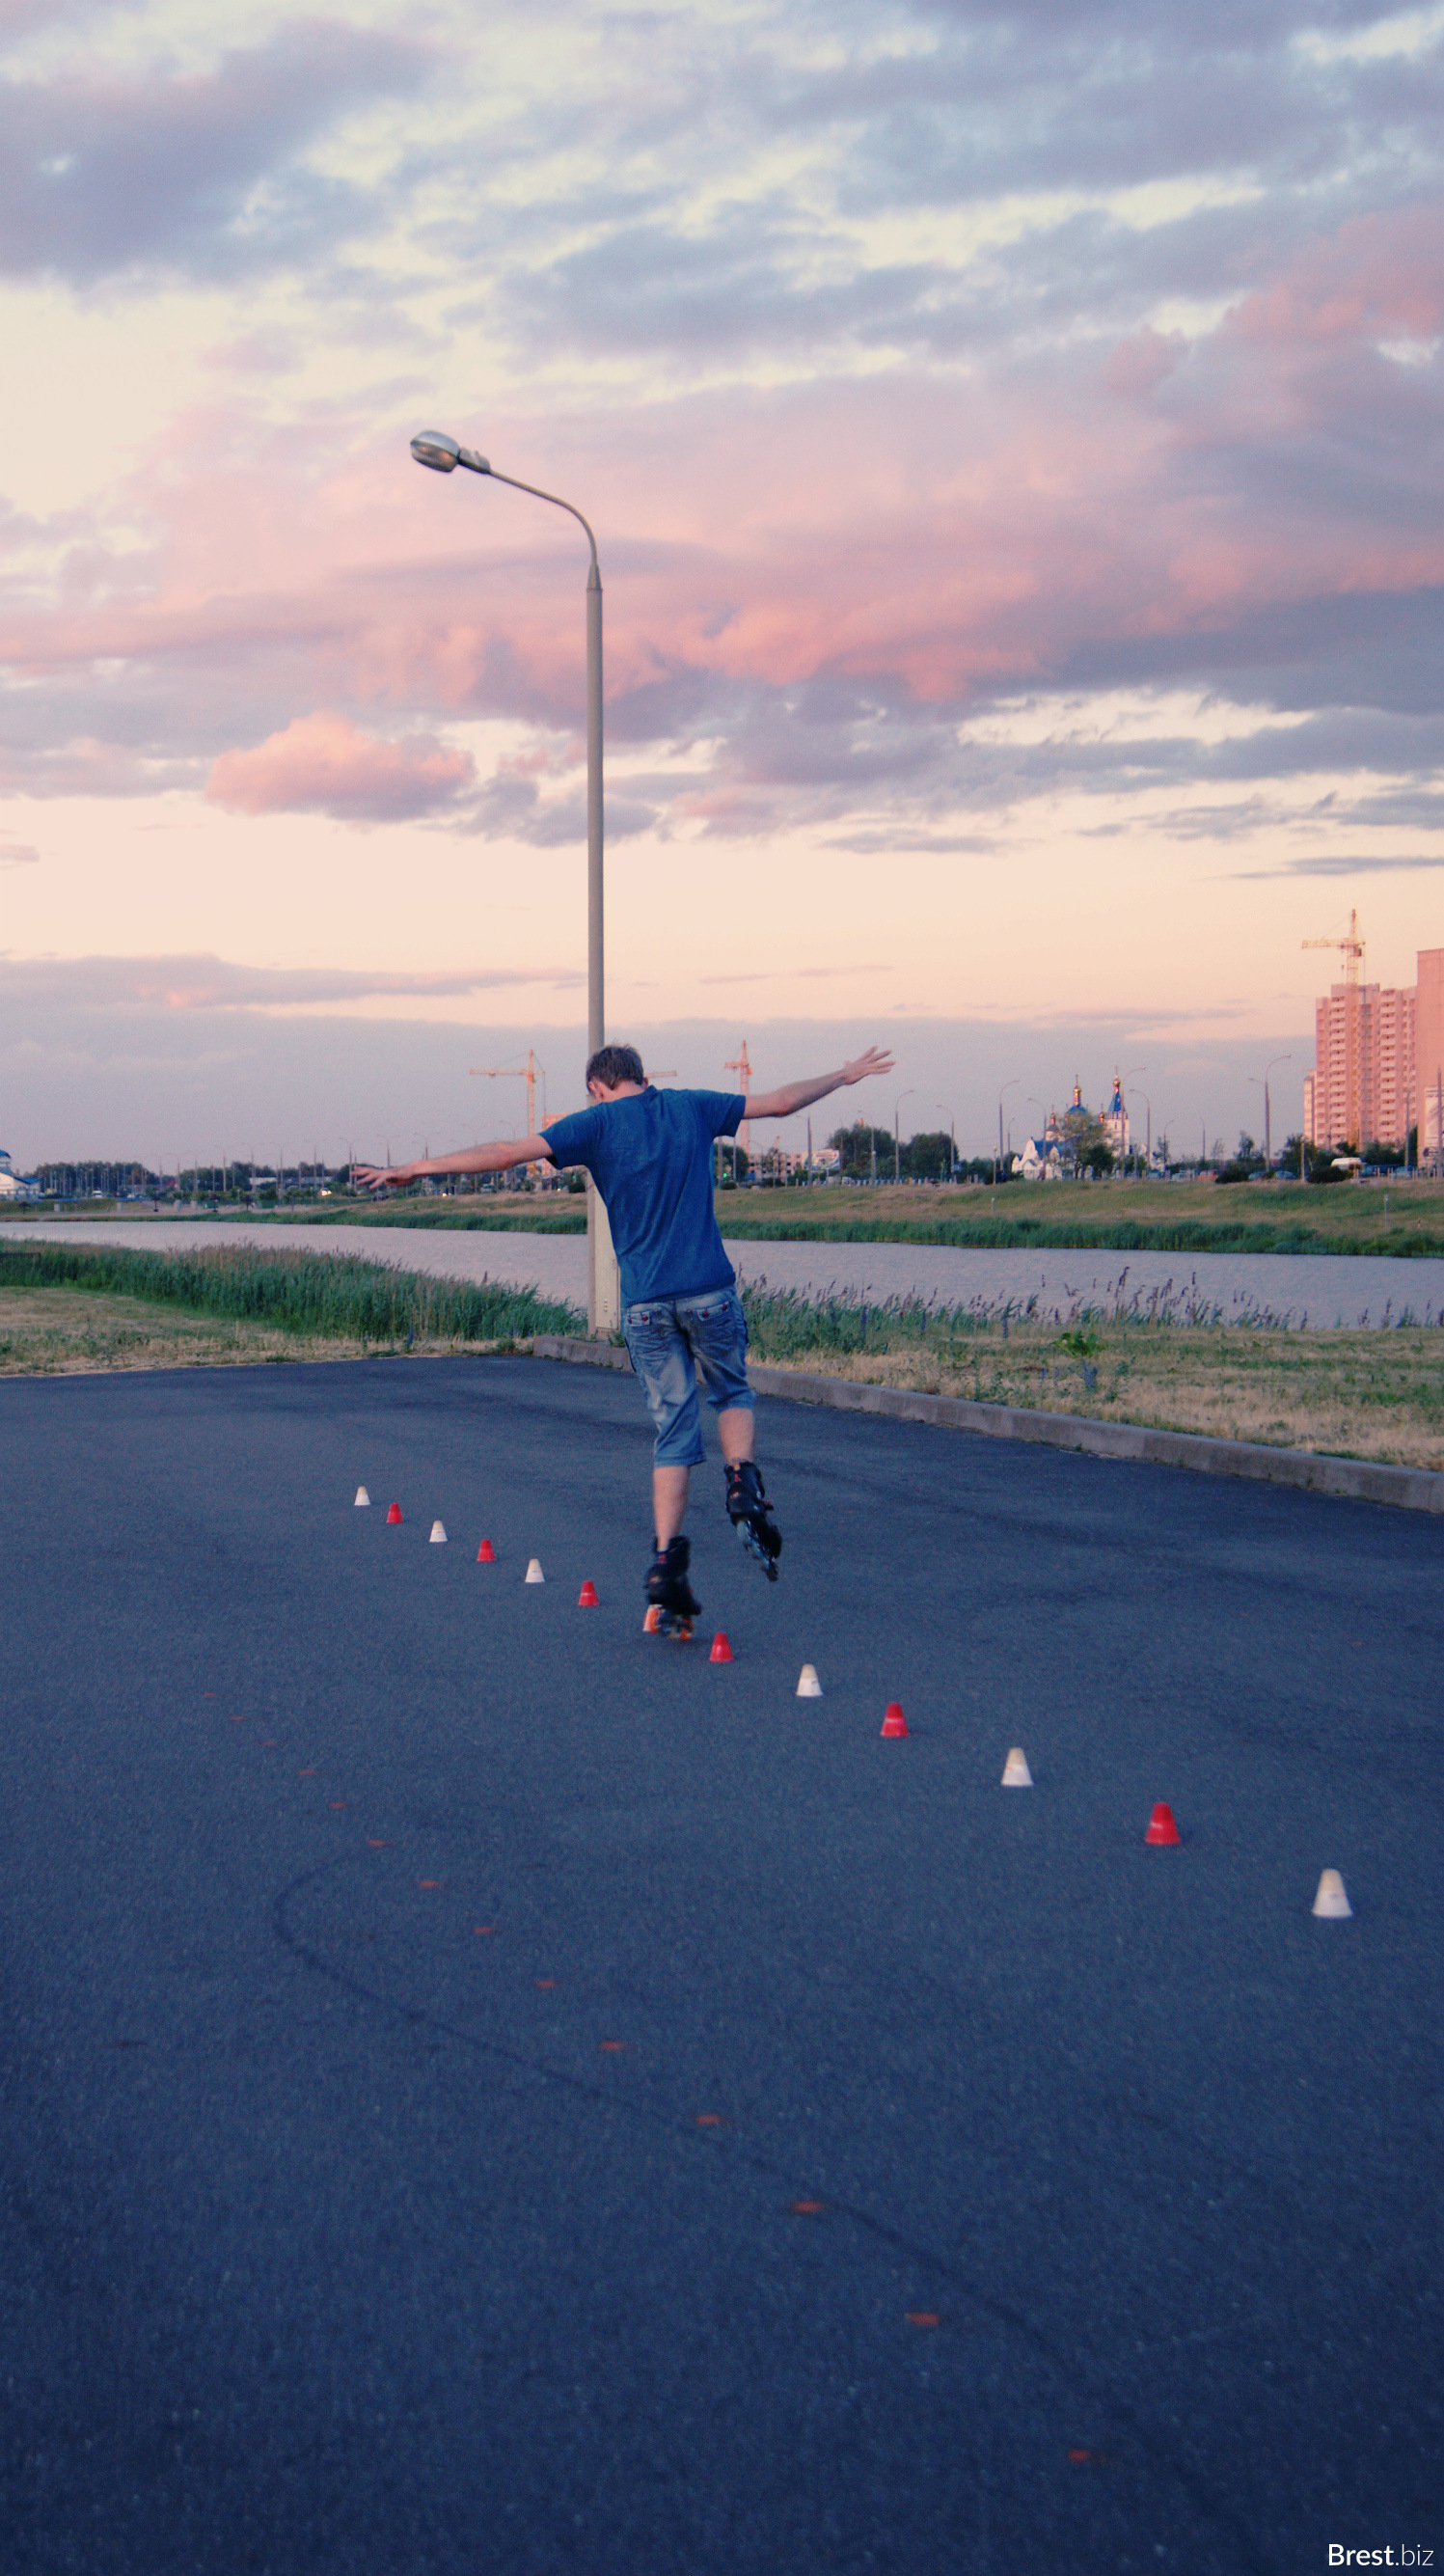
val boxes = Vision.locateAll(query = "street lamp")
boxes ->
[996,1078,1020,1184]
[893,1089,915,1183]
[1131,1089,1152,1178]
[1118,1064,1146,1175]
[410,428,616,1334]
[1250,1054,1292,1169]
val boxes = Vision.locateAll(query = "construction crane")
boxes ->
[724,1041,753,1150]
[1303,910,1365,1148]
[470,1050,547,1177]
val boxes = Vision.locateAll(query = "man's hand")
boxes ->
[840,1046,895,1086]
[352,1165,416,1192]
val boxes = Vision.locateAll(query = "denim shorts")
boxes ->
[621,1286,753,1467]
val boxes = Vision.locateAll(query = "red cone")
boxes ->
[1145,1800,1181,1846]
[386,1503,402,1525]
[578,1579,599,1606]
[477,1539,495,1563]
[881,1702,909,1738]
[709,1631,733,1663]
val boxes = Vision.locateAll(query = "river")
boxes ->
[8,1219,1444,1329]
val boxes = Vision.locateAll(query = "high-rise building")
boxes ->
[1307,978,1415,1149]
[1303,947,1444,1153]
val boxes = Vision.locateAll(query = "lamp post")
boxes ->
[893,1090,914,1184]
[996,1078,1020,1184]
[1250,1054,1292,1169]
[410,428,616,1334]
[1119,1064,1146,1172]
[1131,1089,1152,1178]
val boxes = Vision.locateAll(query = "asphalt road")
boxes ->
[0,1354,1438,2576]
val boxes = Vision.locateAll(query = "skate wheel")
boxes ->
[643,1603,663,1633]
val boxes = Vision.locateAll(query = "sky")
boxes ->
[1,0,1441,1164]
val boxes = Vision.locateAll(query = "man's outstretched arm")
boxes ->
[352,1136,558,1191]
[743,1045,894,1124]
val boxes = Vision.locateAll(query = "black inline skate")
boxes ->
[643,1534,701,1639]
[725,1460,781,1580]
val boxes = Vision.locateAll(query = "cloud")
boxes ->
[0,954,582,1012]
[0,22,428,284]
[206,714,475,822]
[0,841,40,867]
[1228,852,1444,880]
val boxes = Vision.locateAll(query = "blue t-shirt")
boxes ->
[542,1086,746,1306]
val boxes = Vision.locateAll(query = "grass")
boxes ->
[19,1172,1444,1256]
[737,1279,1444,1469]
[0,1241,583,1367]
[712,1175,1444,1259]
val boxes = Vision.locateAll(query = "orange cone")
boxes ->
[477,1539,496,1563]
[709,1631,733,1662]
[386,1503,402,1525]
[881,1702,909,1738]
[578,1579,599,1606]
[1145,1800,1181,1846]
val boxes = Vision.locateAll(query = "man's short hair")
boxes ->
[586,1044,646,1091]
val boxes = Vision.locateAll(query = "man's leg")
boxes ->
[652,1462,691,1547]
[717,1407,754,1467]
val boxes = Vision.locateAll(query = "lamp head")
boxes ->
[410,430,491,476]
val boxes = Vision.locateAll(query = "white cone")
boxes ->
[796,1663,823,1698]
[1001,1747,1033,1787]
[429,1520,447,1545]
[354,1486,370,1507]
[525,1557,545,1584]
[1312,1868,1352,1919]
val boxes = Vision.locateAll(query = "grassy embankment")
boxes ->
[2,1240,1442,1468]
[738,1283,1444,1470]
[18,1174,1444,1255]
[0,1242,580,1375]
[211,1174,1444,1257]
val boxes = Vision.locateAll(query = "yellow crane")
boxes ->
[1303,910,1365,1148]
[470,1050,547,1177]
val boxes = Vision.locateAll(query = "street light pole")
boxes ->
[893,1090,914,1184]
[410,428,617,1334]
[997,1078,1020,1184]
[1250,1054,1292,1169]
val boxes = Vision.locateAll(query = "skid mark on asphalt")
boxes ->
[270,1849,1269,2573]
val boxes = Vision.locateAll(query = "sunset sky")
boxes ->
[2,0,1441,1164]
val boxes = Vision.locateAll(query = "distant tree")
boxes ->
[902,1129,953,1180]
[1361,1137,1404,1168]
[829,1123,892,1178]
[1069,1114,1114,1177]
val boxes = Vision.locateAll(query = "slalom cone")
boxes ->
[354,1486,370,1508]
[709,1631,733,1663]
[429,1521,447,1545]
[1001,1747,1033,1787]
[1144,1800,1181,1846]
[1312,1868,1352,1919]
[578,1579,599,1606]
[796,1663,823,1698]
[881,1702,909,1738]
[477,1539,496,1563]
[525,1558,545,1584]
[386,1503,402,1525]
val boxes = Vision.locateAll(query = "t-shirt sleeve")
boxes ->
[539,1107,601,1170]
[692,1090,747,1140]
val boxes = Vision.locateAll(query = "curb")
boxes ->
[528,1334,1444,1516]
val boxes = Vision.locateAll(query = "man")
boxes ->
[355,1041,893,1628]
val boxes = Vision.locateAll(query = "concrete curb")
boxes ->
[528,1333,1444,1515]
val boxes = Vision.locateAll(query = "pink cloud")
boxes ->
[205,711,474,820]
